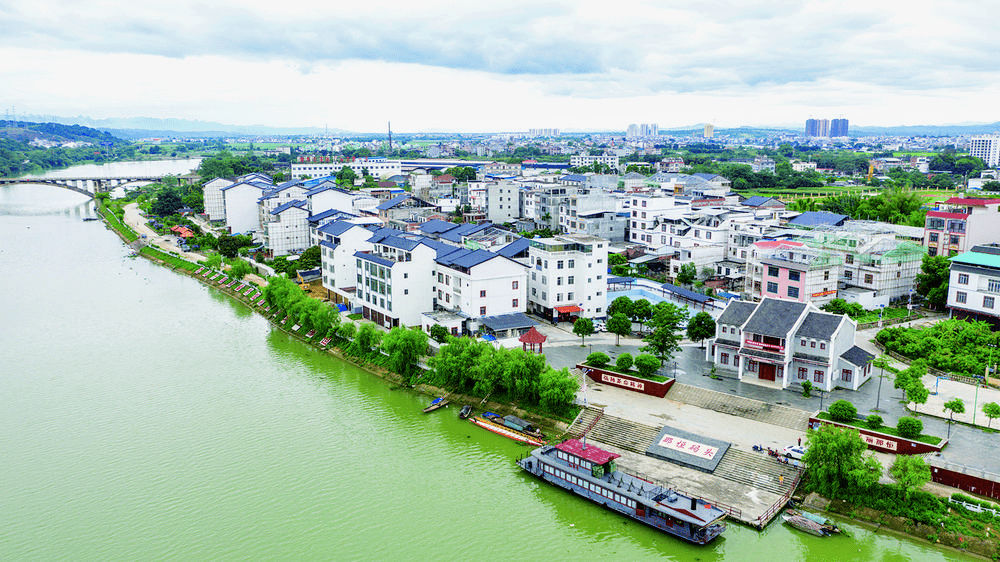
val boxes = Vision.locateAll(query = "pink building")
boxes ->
[924,198,1000,257]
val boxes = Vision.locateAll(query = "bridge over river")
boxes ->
[0,175,172,198]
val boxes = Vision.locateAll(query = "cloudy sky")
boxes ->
[2,0,998,133]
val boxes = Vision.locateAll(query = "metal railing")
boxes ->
[755,468,803,529]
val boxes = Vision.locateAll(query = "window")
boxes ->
[845,271,853,280]
[842,369,853,382]
[824,271,830,281]
[512,280,518,289]
[568,259,575,268]
[557,260,564,269]
[747,360,758,372]
[991,279,1000,293]
[929,233,939,242]
[557,277,563,286]
[820,342,826,350]
[788,271,800,282]
[480,290,486,298]
[480,306,487,315]
[950,235,960,245]
[722,326,728,333]
[810,341,816,348]
[766,281,778,293]
[404,273,408,279]
[813,370,824,383]
[986,296,996,309]
[845,254,854,265]
[567,292,574,300]
[556,293,563,301]
[404,289,408,295]
[798,367,808,380]
[768,266,779,277]
[568,276,575,284]
[801,339,806,346]
[787,287,799,298]
[956,291,967,304]
[512,299,518,308]
[864,274,873,284]
[720,353,729,365]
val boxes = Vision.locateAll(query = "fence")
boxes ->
[755,468,803,529]
[616,466,742,520]
[950,497,1000,518]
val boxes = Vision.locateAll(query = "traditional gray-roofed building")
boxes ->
[706,297,872,392]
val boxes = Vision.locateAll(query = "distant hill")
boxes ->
[19,114,342,138]
[850,123,1000,137]
[0,120,126,145]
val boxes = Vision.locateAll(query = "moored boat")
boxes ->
[518,439,726,544]
[785,508,839,534]
[782,512,830,536]
[422,397,449,413]
[458,405,472,419]
[470,412,546,446]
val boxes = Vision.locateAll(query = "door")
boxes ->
[759,363,776,381]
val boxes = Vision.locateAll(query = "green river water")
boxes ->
[0,184,979,561]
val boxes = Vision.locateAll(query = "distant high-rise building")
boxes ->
[528,128,560,138]
[970,135,1000,167]
[806,118,830,137]
[830,118,849,137]
[704,124,714,138]
[626,123,658,139]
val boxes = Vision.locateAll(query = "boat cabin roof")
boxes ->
[556,439,619,465]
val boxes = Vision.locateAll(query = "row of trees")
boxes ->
[877,318,1000,379]
[426,336,579,416]
[818,188,928,226]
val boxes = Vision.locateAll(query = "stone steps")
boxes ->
[666,383,811,430]
[711,448,801,496]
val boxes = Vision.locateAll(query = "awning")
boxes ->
[555,305,583,314]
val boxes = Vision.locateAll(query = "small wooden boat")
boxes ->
[422,397,449,413]
[785,508,840,534]
[782,512,830,537]
[470,412,546,446]
[458,405,472,419]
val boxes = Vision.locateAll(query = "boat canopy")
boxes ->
[556,438,620,465]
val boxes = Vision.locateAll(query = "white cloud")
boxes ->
[1,0,999,131]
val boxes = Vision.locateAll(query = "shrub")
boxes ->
[801,379,812,397]
[634,354,660,378]
[587,351,610,368]
[829,399,858,423]
[865,414,884,430]
[616,353,634,372]
[897,416,923,439]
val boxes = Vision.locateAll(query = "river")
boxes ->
[0,176,980,561]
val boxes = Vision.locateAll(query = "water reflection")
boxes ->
[0,184,96,216]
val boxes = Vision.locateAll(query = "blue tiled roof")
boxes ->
[660,282,712,304]
[318,220,358,237]
[354,251,396,268]
[377,235,422,251]
[497,237,531,258]
[560,174,587,183]
[304,182,350,197]
[419,218,460,235]
[439,222,490,243]
[270,199,308,215]
[376,194,412,211]
[309,208,355,223]
[480,312,537,331]
[319,240,338,251]
[741,196,775,207]
[787,211,849,227]
[607,276,637,284]
[436,248,498,269]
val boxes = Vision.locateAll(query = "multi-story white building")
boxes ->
[262,200,311,257]
[924,197,1000,257]
[707,298,874,392]
[291,157,402,180]
[560,190,627,242]
[570,154,620,169]
[744,240,842,305]
[434,248,527,320]
[355,232,441,329]
[220,173,275,240]
[202,177,234,223]
[258,179,310,231]
[317,221,378,306]
[969,135,1000,168]
[948,243,1000,330]
[526,234,609,321]
[485,181,520,223]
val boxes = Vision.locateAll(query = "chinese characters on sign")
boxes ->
[862,434,897,451]
[601,374,645,392]
[656,434,718,459]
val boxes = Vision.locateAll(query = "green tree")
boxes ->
[676,263,697,285]
[573,317,594,346]
[150,189,183,216]
[607,313,632,346]
[896,416,923,439]
[803,424,882,499]
[630,299,652,333]
[382,327,429,384]
[337,321,356,341]
[608,253,628,266]
[982,181,1000,192]
[906,363,930,413]
[429,324,450,344]
[538,367,579,416]
[889,455,931,500]
[983,402,1000,428]
[943,397,966,424]
[634,354,660,378]
[350,323,382,357]
[217,234,244,259]
[641,302,689,365]
[686,311,716,348]
[915,254,951,311]
[608,295,633,318]
[615,353,634,372]
[336,166,358,188]
[865,414,883,430]
[204,253,223,269]
[297,245,321,270]
[828,399,858,422]
[586,351,610,368]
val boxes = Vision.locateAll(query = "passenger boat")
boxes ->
[518,439,726,544]
[458,405,472,419]
[782,511,830,536]
[422,397,449,413]
[470,412,546,446]
[785,508,839,534]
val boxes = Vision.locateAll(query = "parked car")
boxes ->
[783,445,808,460]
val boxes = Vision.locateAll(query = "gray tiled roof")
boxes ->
[795,312,844,340]
[742,298,808,338]
[717,300,757,327]
[480,312,537,331]
[841,345,875,367]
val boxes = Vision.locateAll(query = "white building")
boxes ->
[486,181,520,223]
[434,248,527,320]
[969,135,1000,168]
[262,200,311,257]
[570,154,620,169]
[948,243,1000,330]
[291,158,402,180]
[221,174,275,240]
[527,234,609,321]
[202,177,234,223]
